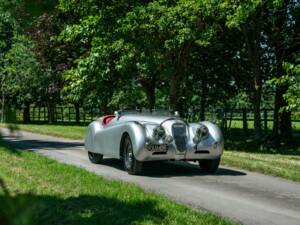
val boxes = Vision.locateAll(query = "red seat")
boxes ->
[102,115,115,126]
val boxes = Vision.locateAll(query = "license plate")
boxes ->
[147,144,168,152]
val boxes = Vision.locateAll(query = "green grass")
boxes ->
[227,119,300,131]
[0,123,86,139]
[222,126,300,182]
[221,151,300,182]
[0,141,237,225]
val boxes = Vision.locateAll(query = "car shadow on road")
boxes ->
[101,158,246,178]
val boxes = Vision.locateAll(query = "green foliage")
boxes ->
[268,62,300,111]
[1,0,300,145]
[3,34,42,105]
[279,62,300,111]
[58,0,234,111]
[0,13,15,63]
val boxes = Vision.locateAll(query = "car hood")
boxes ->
[118,114,181,125]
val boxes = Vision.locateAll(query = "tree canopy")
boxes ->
[0,0,300,145]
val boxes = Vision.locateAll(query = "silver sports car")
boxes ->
[85,111,224,175]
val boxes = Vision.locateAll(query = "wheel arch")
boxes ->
[118,122,146,161]
[119,132,130,159]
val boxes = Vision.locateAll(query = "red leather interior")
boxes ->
[102,115,115,126]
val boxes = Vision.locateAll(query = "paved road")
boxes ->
[1,127,300,225]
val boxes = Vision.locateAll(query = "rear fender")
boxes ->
[84,121,103,153]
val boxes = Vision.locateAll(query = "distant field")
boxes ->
[227,119,300,131]
[0,141,237,225]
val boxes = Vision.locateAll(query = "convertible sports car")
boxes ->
[85,111,224,175]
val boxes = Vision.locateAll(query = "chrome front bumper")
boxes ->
[135,140,224,162]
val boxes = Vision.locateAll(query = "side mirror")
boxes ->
[114,111,121,120]
[174,111,180,117]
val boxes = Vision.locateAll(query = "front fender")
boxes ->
[199,121,224,156]
[120,122,146,161]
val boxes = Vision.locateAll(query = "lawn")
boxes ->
[1,122,300,182]
[0,141,237,225]
[0,123,86,139]
[222,151,300,182]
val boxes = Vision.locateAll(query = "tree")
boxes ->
[283,63,300,111]
[264,1,300,144]
[0,13,15,122]
[3,34,42,123]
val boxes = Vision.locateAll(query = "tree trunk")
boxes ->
[23,102,31,124]
[1,92,4,123]
[253,73,262,141]
[145,84,155,112]
[47,102,56,124]
[169,45,191,115]
[101,97,109,115]
[242,108,248,134]
[200,76,208,121]
[141,75,156,112]
[270,41,293,145]
[74,103,80,124]
[244,23,263,142]
[272,85,293,145]
[169,73,181,113]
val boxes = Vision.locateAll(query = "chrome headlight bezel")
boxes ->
[193,125,209,144]
[153,126,166,141]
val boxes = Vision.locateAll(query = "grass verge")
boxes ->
[0,123,86,139]
[221,151,300,182]
[0,141,237,225]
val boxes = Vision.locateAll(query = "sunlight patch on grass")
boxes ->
[1,123,86,139]
[222,151,300,182]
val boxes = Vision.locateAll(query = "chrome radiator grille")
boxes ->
[172,123,187,152]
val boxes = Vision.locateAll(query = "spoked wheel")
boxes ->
[88,151,103,164]
[198,157,220,174]
[123,136,143,175]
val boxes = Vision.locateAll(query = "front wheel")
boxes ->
[88,151,103,164]
[198,157,220,173]
[123,136,143,175]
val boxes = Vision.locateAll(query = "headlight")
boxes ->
[164,135,173,144]
[153,126,166,141]
[193,125,209,144]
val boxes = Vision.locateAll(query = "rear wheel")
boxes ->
[198,157,220,173]
[123,136,143,175]
[88,152,103,164]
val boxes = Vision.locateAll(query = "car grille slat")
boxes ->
[172,123,187,152]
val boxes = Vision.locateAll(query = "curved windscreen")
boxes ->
[121,109,175,117]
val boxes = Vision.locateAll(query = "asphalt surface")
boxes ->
[1,127,300,225]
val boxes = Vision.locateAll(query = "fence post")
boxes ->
[38,107,41,121]
[242,108,248,134]
[83,109,86,123]
[68,107,71,122]
[33,107,35,121]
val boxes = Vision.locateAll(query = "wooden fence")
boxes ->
[15,106,102,124]
[14,106,300,127]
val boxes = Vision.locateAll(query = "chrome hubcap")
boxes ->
[125,141,133,169]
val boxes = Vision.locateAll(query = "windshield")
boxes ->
[120,109,176,117]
